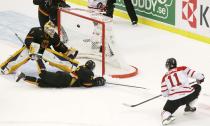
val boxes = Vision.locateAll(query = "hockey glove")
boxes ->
[59,0,70,8]
[162,92,169,97]
[97,3,107,12]
[93,77,106,86]
[196,78,204,84]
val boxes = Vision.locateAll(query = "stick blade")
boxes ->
[122,103,134,107]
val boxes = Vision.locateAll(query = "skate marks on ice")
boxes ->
[0,11,38,44]
[203,93,210,97]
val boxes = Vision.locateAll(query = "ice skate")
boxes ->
[162,116,176,125]
[15,72,26,82]
[184,105,196,112]
[132,20,138,26]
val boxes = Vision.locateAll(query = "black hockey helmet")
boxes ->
[85,60,96,71]
[165,58,177,70]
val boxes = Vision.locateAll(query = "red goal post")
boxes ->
[57,7,138,78]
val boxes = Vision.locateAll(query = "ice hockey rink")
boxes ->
[0,0,210,126]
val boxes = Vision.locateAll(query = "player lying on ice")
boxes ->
[0,21,79,75]
[15,59,106,88]
[161,58,205,125]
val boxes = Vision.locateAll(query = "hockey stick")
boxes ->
[14,32,25,45]
[107,82,147,89]
[123,94,162,107]
[123,81,197,107]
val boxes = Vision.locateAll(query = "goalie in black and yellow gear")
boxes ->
[15,60,106,88]
[0,21,78,75]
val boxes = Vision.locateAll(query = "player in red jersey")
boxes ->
[161,58,205,125]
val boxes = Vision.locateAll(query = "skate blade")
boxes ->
[162,116,175,125]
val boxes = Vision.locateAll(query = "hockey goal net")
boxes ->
[57,7,138,78]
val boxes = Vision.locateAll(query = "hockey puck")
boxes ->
[77,24,80,28]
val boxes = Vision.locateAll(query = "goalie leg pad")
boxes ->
[44,48,79,66]
[0,46,30,74]
[42,48,79,72]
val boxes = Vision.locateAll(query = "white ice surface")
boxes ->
[0,0,210,126]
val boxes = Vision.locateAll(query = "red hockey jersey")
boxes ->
[161,66,204,100]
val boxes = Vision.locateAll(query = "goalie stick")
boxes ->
[14,32,24,44]
[123,81,197,107]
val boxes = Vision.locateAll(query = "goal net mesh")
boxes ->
[58,8,138,78]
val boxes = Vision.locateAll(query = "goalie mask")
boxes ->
[165,58,177,70]
[85,60,96,71]
[44,21,56,38]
